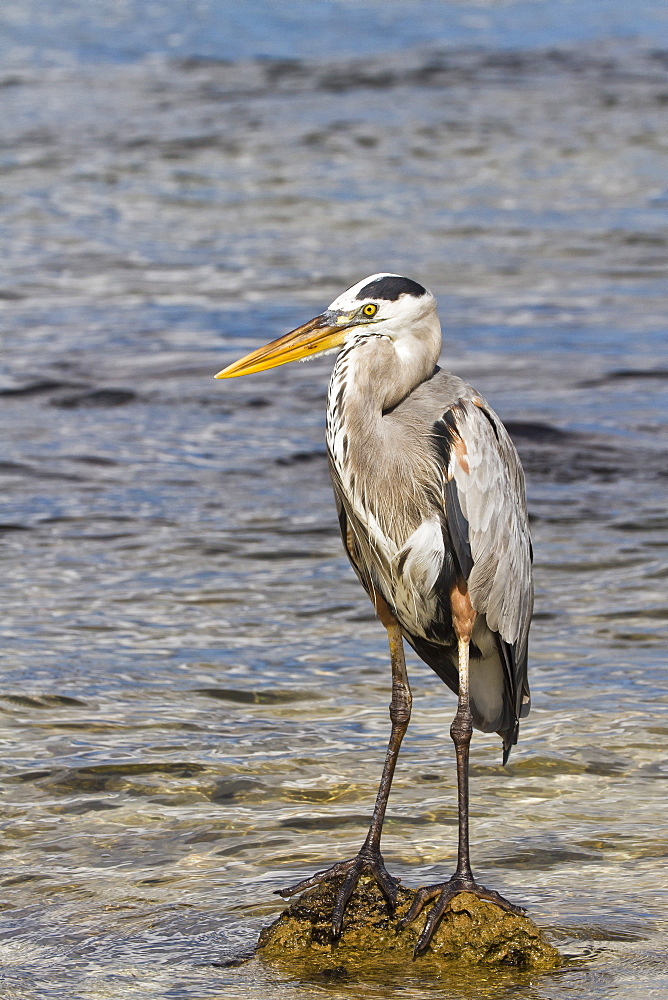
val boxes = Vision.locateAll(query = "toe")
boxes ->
[276,858,356,898]
[414,892,453,955]
[331,863,364,937]
[396,883,443,931]
[375,866,399,913]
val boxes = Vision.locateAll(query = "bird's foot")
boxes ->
[396,873,525,956]
[276,845,401,938]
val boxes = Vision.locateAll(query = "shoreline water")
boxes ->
[1,4,667,997]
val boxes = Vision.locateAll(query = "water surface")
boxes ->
[1,3,667,998]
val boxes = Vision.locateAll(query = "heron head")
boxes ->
[215,273,439,379]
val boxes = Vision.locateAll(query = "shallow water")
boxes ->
[1,3,667,998]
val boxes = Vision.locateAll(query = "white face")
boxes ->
[327,273,437,343]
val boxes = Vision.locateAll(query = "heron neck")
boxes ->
[331,318,441,417]
[326,322,441,506]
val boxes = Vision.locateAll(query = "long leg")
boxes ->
[452,632,475,882]
[398,587,524,955]
[361,619,412,854]
[278,613,411,937]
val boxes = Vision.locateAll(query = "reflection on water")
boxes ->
[1,2,667,998]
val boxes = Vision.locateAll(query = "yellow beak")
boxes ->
[215,314,349,379]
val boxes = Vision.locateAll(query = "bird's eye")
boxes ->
[362,303,378,317]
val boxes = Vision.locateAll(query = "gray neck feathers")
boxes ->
[326,314,443,538]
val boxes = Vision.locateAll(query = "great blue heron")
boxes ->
[216,274,532,955]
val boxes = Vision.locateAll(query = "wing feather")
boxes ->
[434,397,533,748]
[327,373,532,758]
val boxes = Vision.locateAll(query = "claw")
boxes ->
[277,847,401,938]
[397,876,525,957]
[332,863,363,937]
[395,884,441,932]
[274,858,356,899]
[414,893,452,956]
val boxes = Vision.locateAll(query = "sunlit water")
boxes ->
[1,2,667,998]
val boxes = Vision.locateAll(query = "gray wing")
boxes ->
[435,395,533,750]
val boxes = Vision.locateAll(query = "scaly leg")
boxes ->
[278,616,411,937]
[397,632,524,956]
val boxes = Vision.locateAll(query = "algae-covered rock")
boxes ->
[258,875,561,974]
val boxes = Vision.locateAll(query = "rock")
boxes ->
[257,875,561,974]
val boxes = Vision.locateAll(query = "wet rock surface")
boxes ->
[258,876,561,973]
